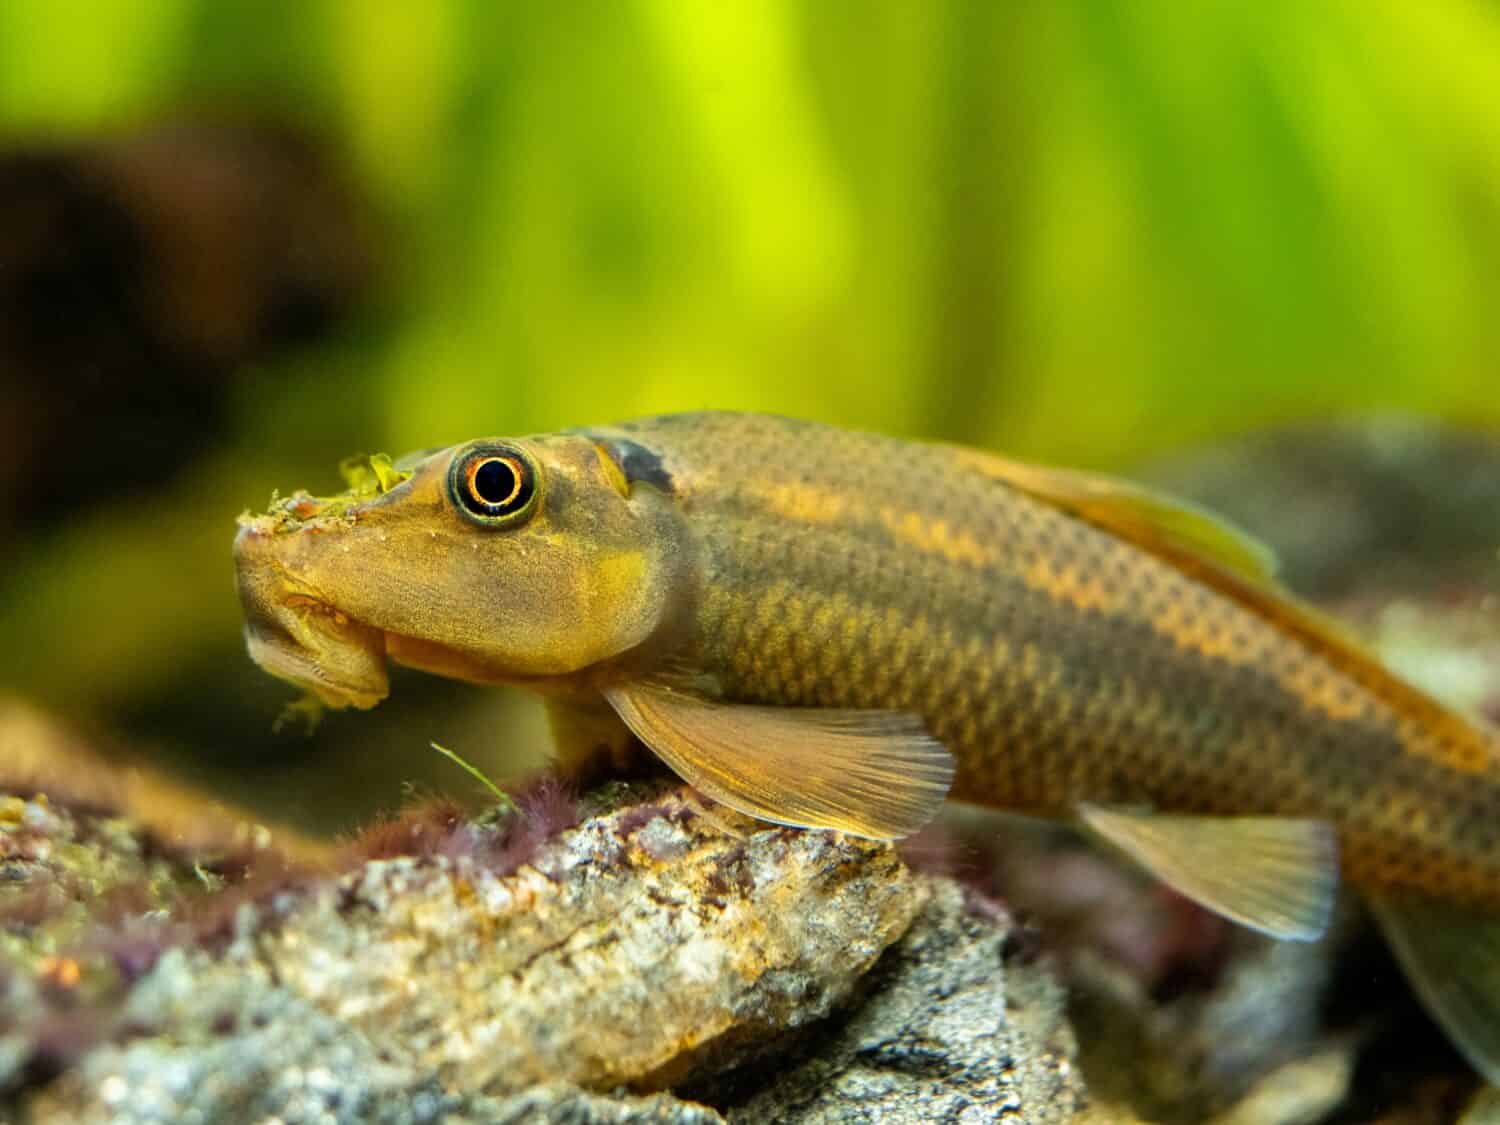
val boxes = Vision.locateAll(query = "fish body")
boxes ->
[233,411,1500,1081]
[610,414,1498,905]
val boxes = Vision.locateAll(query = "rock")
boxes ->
[1064,921,1346,1120]
[262,793,925,1095]
[716,880,1087,1124]
[0,716,1092,1124]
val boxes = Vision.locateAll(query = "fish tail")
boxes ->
[1367,891,1500,1085]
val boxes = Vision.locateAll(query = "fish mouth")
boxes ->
[235,527,391,710]
[233,523,513,706]
[242,600,391,711]
[241,595,528,706]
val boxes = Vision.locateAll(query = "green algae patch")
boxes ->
[339,452,411,498]
[237,452,413,534]
[273,692,327,736]
[430,741,516,813]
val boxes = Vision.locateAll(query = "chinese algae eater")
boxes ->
[234,412,1500,1082]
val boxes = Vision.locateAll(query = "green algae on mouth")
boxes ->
[238,453,413,533]
[273,692,327,735]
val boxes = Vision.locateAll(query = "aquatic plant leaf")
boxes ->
[240,453,416,534]
[430,741,515,811]
[272,692,326,735]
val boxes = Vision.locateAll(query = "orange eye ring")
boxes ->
[466,456,524,508]
[448,443,540,525]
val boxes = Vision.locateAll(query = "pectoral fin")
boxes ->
[1078,804,1338,941]
[1368,893,1500,1085]
[604,682,955,839]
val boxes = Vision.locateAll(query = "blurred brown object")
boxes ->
[0,120,375,540]
[1145,419,1500,602]
[0,694,331,868]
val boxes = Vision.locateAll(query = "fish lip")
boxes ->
[234,531,391,709]
[244,620,391,710]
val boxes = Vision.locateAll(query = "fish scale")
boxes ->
[620,413,1500,906]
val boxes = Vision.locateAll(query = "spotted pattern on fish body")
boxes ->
[600,414,1500,909]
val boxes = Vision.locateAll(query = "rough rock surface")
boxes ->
[716,881,1084,1124]
[263,795,924,1095]
[0,746,1093,1124]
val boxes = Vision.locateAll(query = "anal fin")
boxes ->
[1368,892,1500,1086]
[604,682,954,839]
[1078,804,1338,941]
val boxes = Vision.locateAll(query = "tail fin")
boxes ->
[1368,891,1500,1085]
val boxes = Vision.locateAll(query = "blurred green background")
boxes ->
[2,0,1499,831]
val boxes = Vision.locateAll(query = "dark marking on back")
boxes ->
[587,433,675,494]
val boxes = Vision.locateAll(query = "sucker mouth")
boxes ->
[243,613,391,710]
[236,558,391,710]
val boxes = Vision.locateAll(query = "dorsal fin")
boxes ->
[951,447,1371,651]
[954,448,1491,757]
[952,448,1279,585]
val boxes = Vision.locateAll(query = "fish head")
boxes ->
[233,434,687,708]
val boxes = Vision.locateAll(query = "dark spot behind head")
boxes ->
[586,434,675,495]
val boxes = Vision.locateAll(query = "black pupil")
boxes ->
[473,458,520,507]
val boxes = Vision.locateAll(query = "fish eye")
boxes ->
[449,443,540,525]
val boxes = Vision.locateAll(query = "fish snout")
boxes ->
[233,523,390,709]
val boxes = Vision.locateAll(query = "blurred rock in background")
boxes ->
[0,120,374,542]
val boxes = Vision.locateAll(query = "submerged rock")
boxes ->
[715,880,1087,1123]
[0,713,1094,1123]
[263,794,924,1095]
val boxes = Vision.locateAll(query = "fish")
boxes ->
[233,411,1500,1082]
